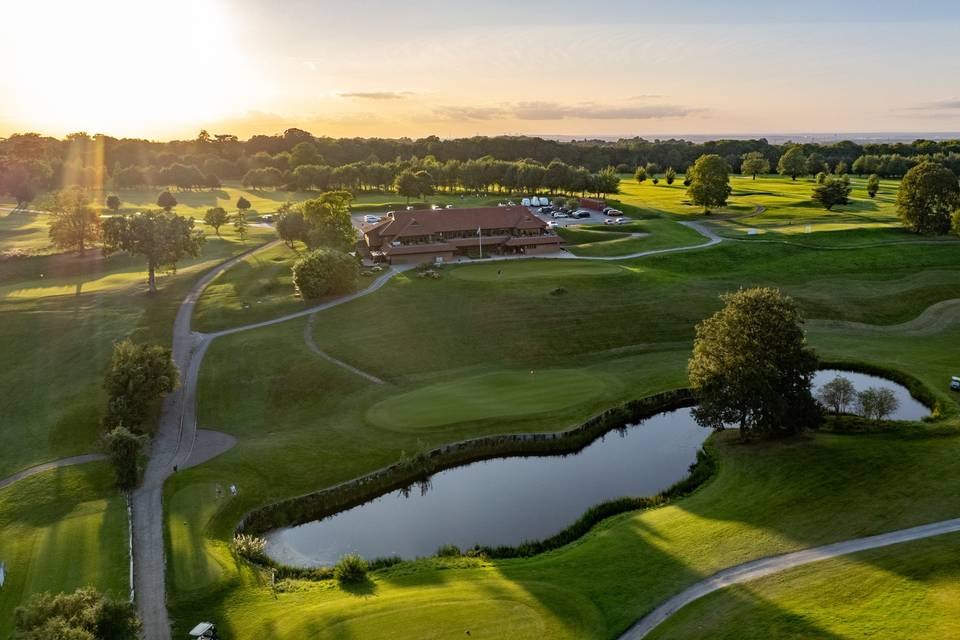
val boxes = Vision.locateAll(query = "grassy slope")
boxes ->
[0,225,274,478]
[0,463,128,638]
[166,221,960,637]
[648,532,960,639]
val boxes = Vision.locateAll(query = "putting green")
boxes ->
[366,369,608,430]
[448,260,626,282]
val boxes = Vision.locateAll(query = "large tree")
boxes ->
[812,175,852,210]
[297,191,356,250]
[292,248,359,300]
[102,426,148,490]
[156,190,177,212]
[14,587,141,640]
[47,188,101,254]
[866,174,880,198]
[740,151,770,179]
[688,288,822,439]
[777,145,807,180]
[204,206,228,235]
[102,339,179,431]
[895,161,960,234]
[394,169,423,203]
[101,210,205,293]
[105,194,121,215]
[686,154,731,213]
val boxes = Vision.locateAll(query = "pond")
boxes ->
[266,407,708,567]
[813,369,928,421]
[265,369,928,567]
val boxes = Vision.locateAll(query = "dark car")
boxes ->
[573,211,591,219]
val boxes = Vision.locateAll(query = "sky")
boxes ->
[3,0,960,141]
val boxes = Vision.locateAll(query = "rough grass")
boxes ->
[648,532,960,639]
[365,368,612,430]
[0,463,128,638]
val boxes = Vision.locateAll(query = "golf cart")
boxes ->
[189,622,219,639]
[951,376,960,391]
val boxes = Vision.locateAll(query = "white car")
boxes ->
[615,218,630,225]
[363,215,381,224]
[603,218,616,225]
[952,376,960,391]
[552,211,570,218]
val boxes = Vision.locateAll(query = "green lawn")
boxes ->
[649,532,960,639]
[366,368,612,430]
[8,172,960,637]
[165,223,960,637]
[0,463,128,638]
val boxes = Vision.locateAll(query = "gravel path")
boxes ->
[304,312,386,384]
[810,297,960,336]
[619,517,960,639]
[0,454,107,491]
[132,248,407,640]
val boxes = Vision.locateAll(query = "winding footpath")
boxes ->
[619,517,960,639]
[0,454,106,491]
[111,219,956,639]
[132,243,406,640]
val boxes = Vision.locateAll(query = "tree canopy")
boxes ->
[292,248,359,300]
[156,190,177,211]
[47,188,101,253]
[204,206,228,235]
[777,145,807,180]
[101,210,205,292]
[295,191,356,250]
[102,339,179,430]
[895,161,960,234]
[740,151,770,179]
[688,287,821,439]
[14,587,141,640]
[686,154,731,213]
[812,175,852,210]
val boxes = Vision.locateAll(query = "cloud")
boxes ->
[433,101,699,121]
[338,91,415,100]
[903,98,960,111]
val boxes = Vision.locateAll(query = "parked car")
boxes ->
[615,218,630,225]
[445,204,454,209]
[573,211,591,219]
[363,215,381,224]
[603,218,616,225]
[607,209,623,216]
[546,220,560,229]
[540,206,554,214]
[260,214,273,223]
[602,206,614,214]
[553,211,570,218]
[952,376,960,391]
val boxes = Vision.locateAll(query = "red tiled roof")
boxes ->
[370,206,546,240]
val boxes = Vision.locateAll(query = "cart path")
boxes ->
[0,454,107,491]
[133,246,406,640]
[619,516,960,639]
[304,312,386,384]
[809,297,960,336]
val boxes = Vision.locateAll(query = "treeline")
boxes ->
[4,128,960,203]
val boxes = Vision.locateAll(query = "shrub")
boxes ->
[436,544,462,558]
[550,287,568,296]
[292,248,359,300]
[334,553,368,584]
[232,533,268,563]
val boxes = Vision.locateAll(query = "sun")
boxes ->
[2,0,248,137]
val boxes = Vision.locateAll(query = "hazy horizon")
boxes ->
[4,0,960,140]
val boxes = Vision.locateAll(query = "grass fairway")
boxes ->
[0,209,55,255]
[366,369,610,430]
[648,532,960,640]
[447,259,628,281]
[0,463,128,638]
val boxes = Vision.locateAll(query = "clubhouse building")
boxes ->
[360,206,562,264]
